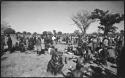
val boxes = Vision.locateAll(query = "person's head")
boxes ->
[7,34,10,37]
[51,45,55,48]
[38,37,41,39]
[68,43,71,46]
[41,36,44,39]
[55,48,58,52]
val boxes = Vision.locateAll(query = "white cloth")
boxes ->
[41,38,45,49]
[100,37,103,42]
[41,38,44,44]
[48,48,52,54]
[52,36,56,40]
[93,38,97,43]
[103,39,109,46]
[4,45,8,49]
[34,45,41,51]
[41,44,45,49]
[108,49,116,59]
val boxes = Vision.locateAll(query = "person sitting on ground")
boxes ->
[47,49,64,75]
[73,53,85,70]
[66,43,73,53]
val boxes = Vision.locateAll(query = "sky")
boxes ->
[1,1,124,34]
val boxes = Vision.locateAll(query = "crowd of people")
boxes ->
[1,32,124,77]
[1,34,56,55]
[1,33,80,55]
[64,34,124,77]
[46,33,124,78]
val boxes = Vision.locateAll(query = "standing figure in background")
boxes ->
[52,35,56,45]
[7,34,12,53]
[25,37,29,50]
[19,37,25,52]
[28,37,34,50]
[92,36,98,53]
[1,34,5,54]
[36,37,41,55]
[41,36,45,54]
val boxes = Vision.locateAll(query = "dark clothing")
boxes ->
[7,37,12,52]
[76,56,84,70]
[1,35,5,52]
[33,37,36,45]
[47,51,64,75]
[76,47,83,56]
[28,37,34,50]
[19,38,25,52]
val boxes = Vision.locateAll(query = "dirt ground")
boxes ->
[1,44,75,77]
[1,44,117,77]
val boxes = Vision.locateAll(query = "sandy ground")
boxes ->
[1,43,117,77]
[1,44,76,77]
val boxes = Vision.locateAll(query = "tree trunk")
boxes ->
[104,26,108,36]
[81,30,86,41]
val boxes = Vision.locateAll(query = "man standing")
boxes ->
[41,36,45,54]
[92,36,98,53]
[7,34,12,53]
[36,37,41,55]
[1,34,5,53]
[52,35,56,45]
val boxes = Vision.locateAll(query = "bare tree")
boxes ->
[72,10,95,38]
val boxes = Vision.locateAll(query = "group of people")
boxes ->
[1,32,124,77]
[46,33,124,77]
[63,34,124,77]
[1,33,81,55]
[1,34,59,55]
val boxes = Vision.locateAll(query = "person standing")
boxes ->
[7,34,12,53]
[92,36,98,53]
[28,37,34,50]
[52,35,56,45]
[36,37,41,55]
[19,37,25,52]
[1,34,5,53]
[25,38,29,50]
[41,36,45,54]
[66,36,69,44]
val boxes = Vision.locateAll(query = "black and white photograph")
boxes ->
[1,1,124,77]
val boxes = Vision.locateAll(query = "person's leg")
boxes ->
[7,44,10,51]
[8,44,12,53]
[36,45,39,55]
[65,57,67,64]
[58,64,64,74]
